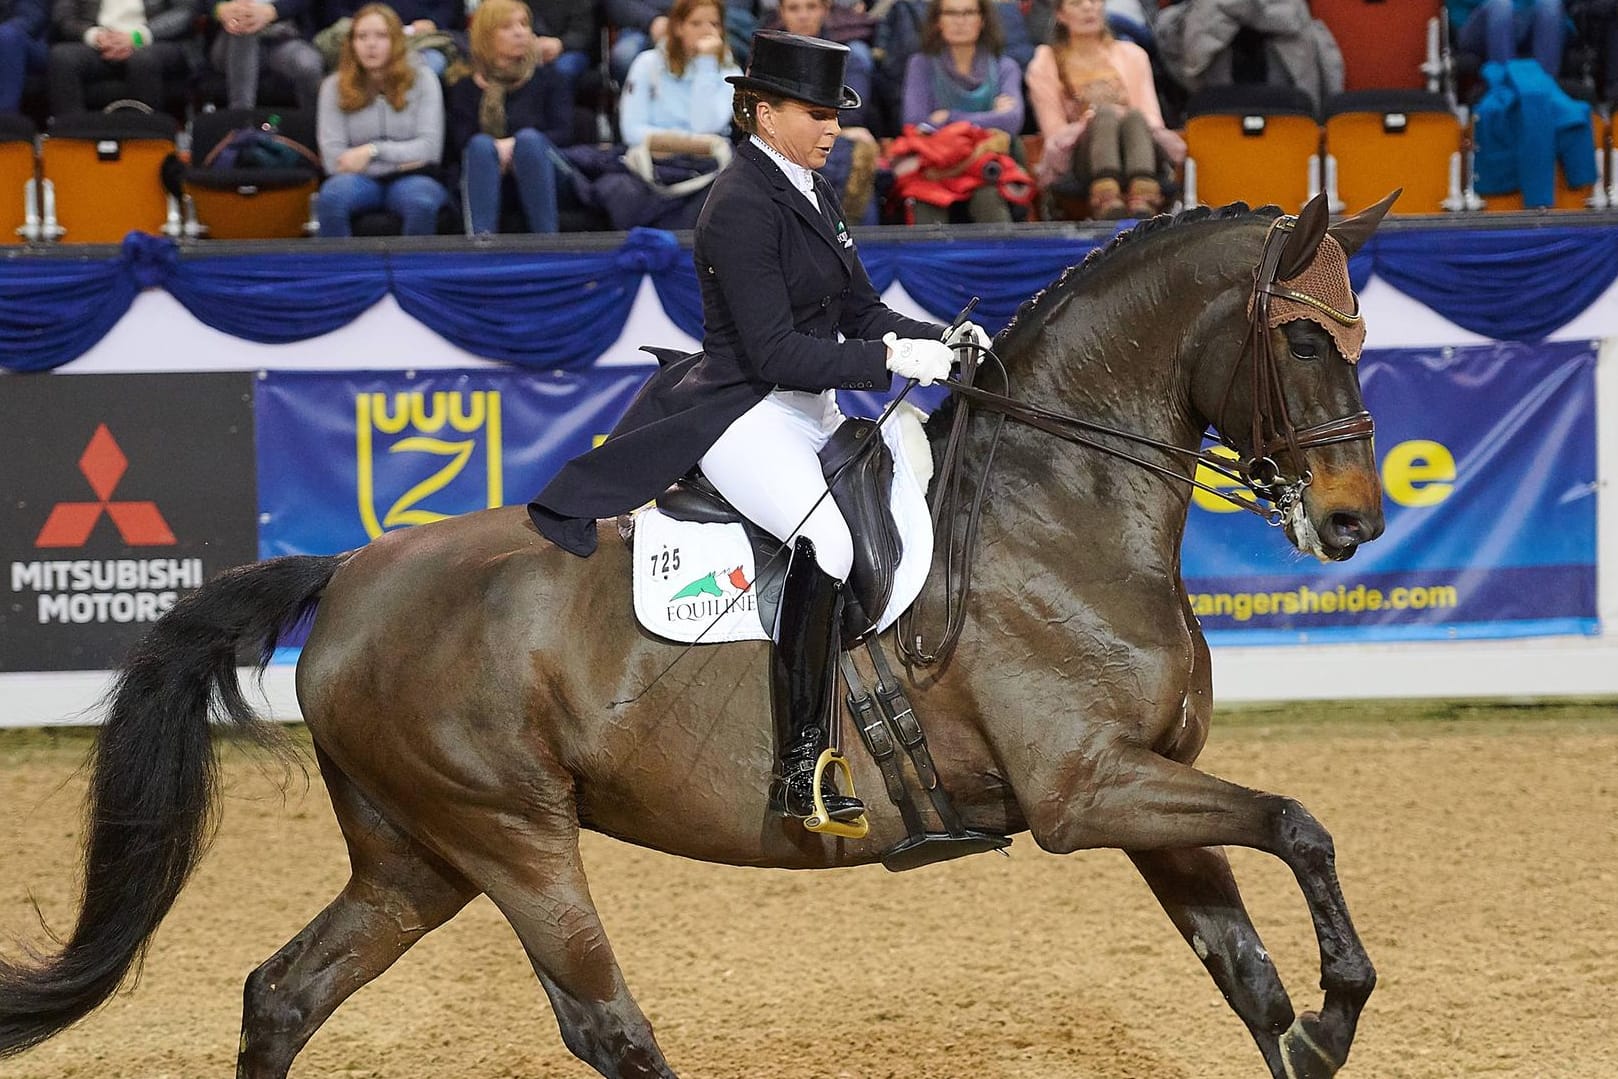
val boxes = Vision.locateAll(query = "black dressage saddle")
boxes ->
[642,347,903,644]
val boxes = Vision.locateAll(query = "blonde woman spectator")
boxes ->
[445,0,573,233]
[316,3,449,235]
[1026,0,1182,218]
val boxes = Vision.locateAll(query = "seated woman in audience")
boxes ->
[901,0,1025,224]
[208,0,324,110]
[1026,0,1181,218]
[316,3,449,236]
[618,0,742,146]
[1448,0,1566,79]
[445,0,572,233]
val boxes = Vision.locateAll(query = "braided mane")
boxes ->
[997,202,1284,354]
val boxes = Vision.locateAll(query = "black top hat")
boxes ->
[726,30,861,110]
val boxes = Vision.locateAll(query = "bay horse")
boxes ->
[0,192,1395,1079]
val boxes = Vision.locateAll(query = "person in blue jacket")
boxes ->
[1448,0,1566,78]
[0,0,47,114]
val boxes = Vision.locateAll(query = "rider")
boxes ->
[528,30,988,829]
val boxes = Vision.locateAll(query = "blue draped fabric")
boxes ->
[1357,227,1618,342]
[2,222,1615,373]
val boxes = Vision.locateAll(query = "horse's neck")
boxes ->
[966,269,1209,574]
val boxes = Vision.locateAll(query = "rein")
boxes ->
[897,214,1376,669]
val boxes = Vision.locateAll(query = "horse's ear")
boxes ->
[1276,192,1331,281]
[1328,188,1402,257]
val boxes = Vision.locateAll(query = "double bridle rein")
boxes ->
[897,214,1377,668]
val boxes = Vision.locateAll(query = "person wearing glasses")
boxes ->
[900,0,1026,223]
[529,32,987,831]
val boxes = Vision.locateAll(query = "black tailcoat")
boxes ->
[527,138,942,555]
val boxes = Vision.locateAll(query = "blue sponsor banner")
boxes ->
[257,368,653,557]
[1183,341,1598,643]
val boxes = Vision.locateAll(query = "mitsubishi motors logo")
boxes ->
[35,424,176,548]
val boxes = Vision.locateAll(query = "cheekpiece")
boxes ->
[726,30,862,110]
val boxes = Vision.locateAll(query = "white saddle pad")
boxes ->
[632,413,935,644]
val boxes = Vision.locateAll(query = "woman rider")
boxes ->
[528,30,987,829]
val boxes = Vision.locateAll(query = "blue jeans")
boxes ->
[0,21,46,113]
[552,49,589,91]
[1459,0,1566,78]
[317,171,449,236]
[463,129,561,234]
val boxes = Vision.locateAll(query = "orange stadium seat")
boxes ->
[183,108,319,240]
[1311,0,1441,92]
[1182,85,1321,214]
[1479,111,1606,211]
[1325,90,1461,214]
[0,114,38,244]
[41,111,177,244]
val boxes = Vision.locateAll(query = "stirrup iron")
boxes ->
[803,748,869,838]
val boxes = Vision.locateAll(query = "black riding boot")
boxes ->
[769,537,865,824]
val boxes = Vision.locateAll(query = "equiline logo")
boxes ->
[666,566,756,623]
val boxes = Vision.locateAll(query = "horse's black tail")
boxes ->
[0,553,345,1058]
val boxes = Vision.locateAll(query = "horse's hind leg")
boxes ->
[1130,847,1295,1078]
[237,747,477,1079]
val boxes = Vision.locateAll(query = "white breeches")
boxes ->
[699,389,854,580]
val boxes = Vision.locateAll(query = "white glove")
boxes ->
[883,332,954,387]
[943,320,989,357]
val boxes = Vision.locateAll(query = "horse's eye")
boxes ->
[1290,340,1321,361]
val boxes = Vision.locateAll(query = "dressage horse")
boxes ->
[0,192,1395,1079]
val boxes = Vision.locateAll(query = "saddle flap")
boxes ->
[818,419,902,635]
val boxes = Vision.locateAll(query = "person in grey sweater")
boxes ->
[316,1,448,235]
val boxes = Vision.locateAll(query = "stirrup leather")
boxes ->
[803,749,869,839]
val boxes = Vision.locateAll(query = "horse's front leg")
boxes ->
[1027,747,1375,1077]
[1129,846,1295,1078]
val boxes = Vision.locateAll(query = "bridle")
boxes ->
[897,214,1377,668]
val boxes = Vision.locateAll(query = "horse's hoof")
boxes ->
[1280,1012,1340,1079]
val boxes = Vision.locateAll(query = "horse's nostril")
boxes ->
[1328,512,1365,545]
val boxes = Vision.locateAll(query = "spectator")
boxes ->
[445,0,572,232]
[900,0,1024,223]
[618,0,741,145]
[603,0,670,84]
[1026,0,1183,217]
[0,0,47,115]
[49,0,194,116]
[1152,0,1342,109]
[1449,0,1567,79]
[530,0,593,92]
[317,0,459,75]
[766,0,874,130]
[315,2,449,234]
[207,0,324,109]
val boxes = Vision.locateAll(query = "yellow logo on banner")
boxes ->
[355,391,503,539]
